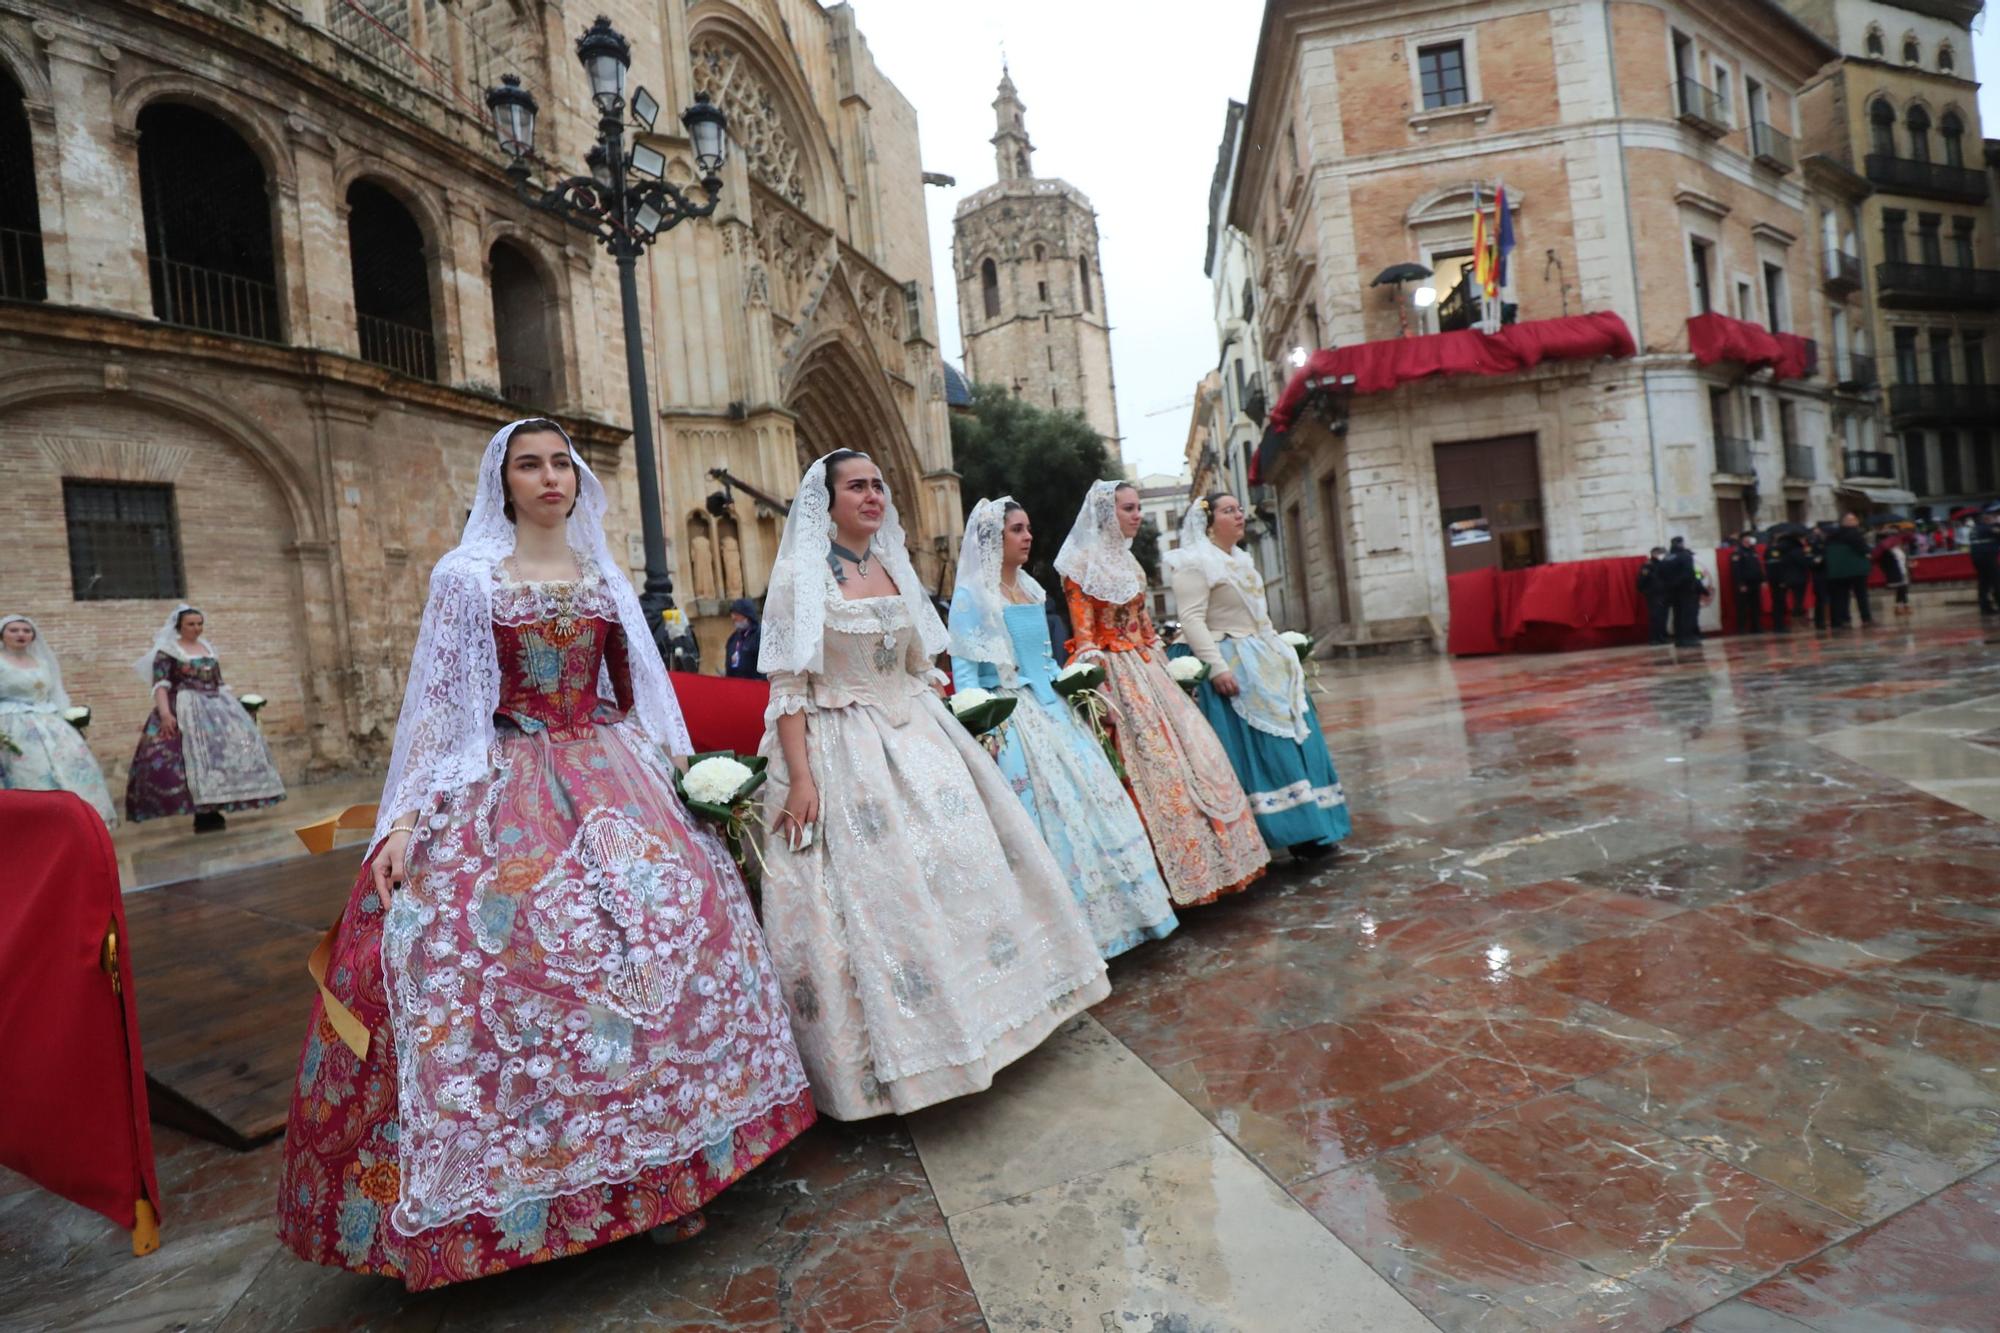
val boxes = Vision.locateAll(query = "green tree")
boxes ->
[950,382,1119,595]
[1131,519,1162,584]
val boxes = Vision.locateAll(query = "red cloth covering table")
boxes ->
[1874,551,1974,586]
[669,670,770,755]
[1447,556,1651,656]
[0,789,162,1245]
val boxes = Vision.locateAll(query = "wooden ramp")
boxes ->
[124,849,363,1150]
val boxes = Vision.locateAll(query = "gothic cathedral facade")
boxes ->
[952,70,1122,462]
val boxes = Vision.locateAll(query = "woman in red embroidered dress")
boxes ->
[277,419,812,1291]
[1057,480,1268,906]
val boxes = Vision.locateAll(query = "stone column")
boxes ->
[442,188,489,389]
[286,538,357,773]
[285,117,356,354]
[33,22,149,317]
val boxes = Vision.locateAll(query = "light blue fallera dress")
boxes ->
[952,601,1178,959]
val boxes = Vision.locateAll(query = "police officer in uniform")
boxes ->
[1664,537,1703,648]
[1729,530,1766,634]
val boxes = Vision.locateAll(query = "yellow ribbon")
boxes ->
[294,803,380,1059]
[292,803,379,855]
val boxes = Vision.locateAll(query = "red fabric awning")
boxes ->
[1263,311,1636,440]
[1687,313,1815,379]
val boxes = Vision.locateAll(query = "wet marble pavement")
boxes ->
[7,612,2000,1331]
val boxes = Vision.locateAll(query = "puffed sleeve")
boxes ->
[1063,579,1099,662]
[1170,566,1226,671]
[764,669,812,724]
[151,652,174,691]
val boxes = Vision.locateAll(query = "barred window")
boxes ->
[63,480,185,600]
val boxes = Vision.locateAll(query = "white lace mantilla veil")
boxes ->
[131,604,218,684]
[948,496,1042,683]
[1165,497,1276,632]
[757,450,948,677]
[1054,478,1146,606]
[371,418,692,853]
[1,614,70,710]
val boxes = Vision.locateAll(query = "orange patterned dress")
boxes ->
[1064,580,1268,906]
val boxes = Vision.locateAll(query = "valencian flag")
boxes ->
[1472,187,1493,298]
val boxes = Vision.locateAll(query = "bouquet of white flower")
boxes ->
[1165,655,1209,693]
[0,731,17,758]
[1279,630,1313,664]
[673,750,770,871]
[1051,661,1124,781]
[948,686,1017,756]
[62,705,91,733]
[238,693,268,720]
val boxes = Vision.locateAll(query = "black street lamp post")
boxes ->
[486,16,729,651]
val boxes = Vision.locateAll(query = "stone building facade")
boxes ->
[0,0,955,792]
[952,69,1121,460]
[1784,0,1994,512]
[1231,0,1865,648]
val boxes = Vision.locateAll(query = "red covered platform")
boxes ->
[1447,556,1651,656]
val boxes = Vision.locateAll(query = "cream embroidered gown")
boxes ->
[757,590,1110,1119]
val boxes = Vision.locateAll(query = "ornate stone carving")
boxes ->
[691,37,807,207]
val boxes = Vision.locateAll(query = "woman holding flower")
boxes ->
[755,451,1108,1119]
[0,614,117,826]
[1058,481,1268,906]
[277,419,812,1291]
[950,499,1176,958]
[123,605,285,831]
[1167,494,1348,857]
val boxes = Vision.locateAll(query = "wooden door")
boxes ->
[1435,435,1545,577]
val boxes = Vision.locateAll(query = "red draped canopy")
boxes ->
[1263,311,1636,440]
[1687,312,1815,379]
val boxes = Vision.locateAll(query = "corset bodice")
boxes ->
[492,614,630,741]
[1002,604,1063,705]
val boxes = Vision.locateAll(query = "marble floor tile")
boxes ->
[947,1134,1435,1333]
[1845,930,2000,1029]
[1579,987,2000,1224]
[1154,974,1680,1184]
[1530,911,1849,1036]
[1718,870,1982,973]
[905,1014,1214,1217]
[1295,1092,1852,1333]
[1683,1163,2000,1332]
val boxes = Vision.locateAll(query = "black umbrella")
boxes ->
[1985,500,2000,514]
[1371,262,1434,286]
[1758,522,1809,541]
[1865,511,1910,525]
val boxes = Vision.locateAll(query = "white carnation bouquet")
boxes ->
[948,686,1017,755]
[1164,655,1209,693]
[62,705,91,733]
[238,693,268,719]
[673,750,769,872]
[1279,630,1313,662]
[1052,660,1123,781]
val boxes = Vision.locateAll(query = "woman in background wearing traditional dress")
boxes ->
[1167,494,1349,857]
[755,450,1108,1120]
[123,606,284,831]
[0,614,117,826]
[950,498,1177,958]
[278,418,812,1291]
[1058,480,1268,906]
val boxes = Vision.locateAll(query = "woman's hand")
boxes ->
[1211,668,1241,698]
[372,828,412,897]
[779,774,820,851]
[155,708,179,740]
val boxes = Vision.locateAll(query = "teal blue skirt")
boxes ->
[1169,641,1350,852]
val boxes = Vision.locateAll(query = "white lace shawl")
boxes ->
[371,419,693,853]
[131,604,217,686]
[757,450,947,677]
[1054,479,1146,606]
[948,497,1042,685]
[0,614,69,711]
[1164,499,1276,633]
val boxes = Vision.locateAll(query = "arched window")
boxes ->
[1078,254,1093,313]
[1865,26,1884,57]
[1940,111,1964,168]
[1032,242,1046,261]
[347,180,436,380]
[137,103,281,341]
[1902,36,1920,64]
[1869,98,1897,157]
[490,240,552,406]
[1905,104,1931,163]
[0,67,43,302]
[980,257,999,319]
[1938,43,1954,74]
[1241,276,1254,321]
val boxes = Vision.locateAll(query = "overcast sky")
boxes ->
[850,5,2000,481]
[849,0,1266,480]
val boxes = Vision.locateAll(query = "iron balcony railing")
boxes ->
[0,225,45,302]
[1875,261,2000,309]
[357,312,437,381]
[1838,351,1877,390]
[1887,383,2000,421]
[1674,78,1730,136]
[1842,450,1896,480]
[1823,250,1862,291]
[1713,435,1754,475]
[1783,443,1816,480]
[1863,154,1989,204]
[1751,121,1794,171]
[147,255,281,342]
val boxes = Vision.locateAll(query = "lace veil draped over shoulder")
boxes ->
[371,418,692,852]
[1054,479,1146,607]
[757,450,948,677]
[948,496,1042,683]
